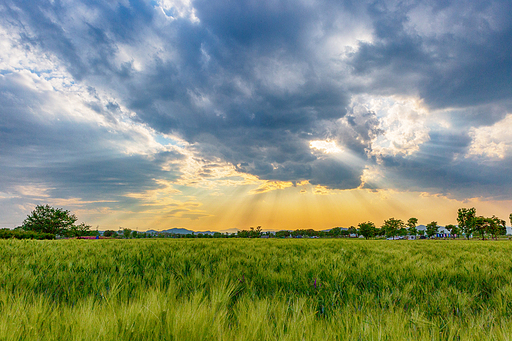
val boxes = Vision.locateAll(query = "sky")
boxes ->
[1,0,512,232]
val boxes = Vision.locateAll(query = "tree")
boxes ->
[498,216,508,236]
[237,229,249,238]
[249,226,262,238]
[123,228,132,239]
[358,222,376,239]
[275,230,291,238]
[407,218,418,236]
[375,227,386,237]
[328,227,342,237]
[457,208,476,239]
[22,205,78,235]
[103,230,117,237]
[382,218,404,240]
[65,222,92,237]
[238,226,263,238]
[398,227,408,237]
[488,216,506,240]
[425,221,439,238]
[473,216,488,240]
[347,226,358,236]
[340,229,350,237]
[445,224,460,238]
[510,213,512,229]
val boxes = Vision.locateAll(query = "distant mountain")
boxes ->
[217,228,241,234]
[147,228,217,235]
[322,227,349,232]
[158,228,195,234]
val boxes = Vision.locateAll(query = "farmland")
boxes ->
[1,239,512,340]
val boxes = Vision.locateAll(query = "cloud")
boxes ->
[373,130,512,200]
[1,0,512,229]
[467,114,512,159]
[2,0,370,188]
[349,0,512,109]
[362,95,431,158]
[249,180,297,194]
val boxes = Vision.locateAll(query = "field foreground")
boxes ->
[1,239,512,340]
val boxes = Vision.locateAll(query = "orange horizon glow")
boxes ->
[79,182,512,232]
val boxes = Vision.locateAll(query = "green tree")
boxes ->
[347,226,357,236]
[509,213,512,228]
[426,221,439,238]
[131,230,138,238]
[457,207,476,239]
[103,230,117,237]
[65,222,92,237]
[488,216,506,240]
[328,227,342,237]
[237,226,264,238]
[407,218,418,236]
[340,229,350,237]
[123,228,132,239]
[22,205,78,235]
[445,224,460,238]
[498,216,508,236]
[358,221,376,239]
[249,226,263,238]
[375,227,386,237]
[237,229,250,238]
[382,218,404,240]
[473,216,488,240]
[275,230,291,238]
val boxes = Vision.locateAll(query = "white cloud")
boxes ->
[405,1,508,40]
[157,0,199,23]
[355,95,431,158]
[467,114,512,160]
[309,140,343,154]
[14,184,52,198]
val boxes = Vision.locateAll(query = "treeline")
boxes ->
[102,229,236,239]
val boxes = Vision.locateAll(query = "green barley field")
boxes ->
[2,239,512,340]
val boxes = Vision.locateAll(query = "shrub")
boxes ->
[0,229,55,240]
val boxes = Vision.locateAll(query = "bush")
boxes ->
[0,229,55,240]
[103,230,117,237]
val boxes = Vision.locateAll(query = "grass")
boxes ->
[1,238,512,340]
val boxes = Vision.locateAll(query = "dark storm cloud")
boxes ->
[1,0,512,199]
[350,0,512,111]
[441,102,512,129]
[372,131,512,199]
